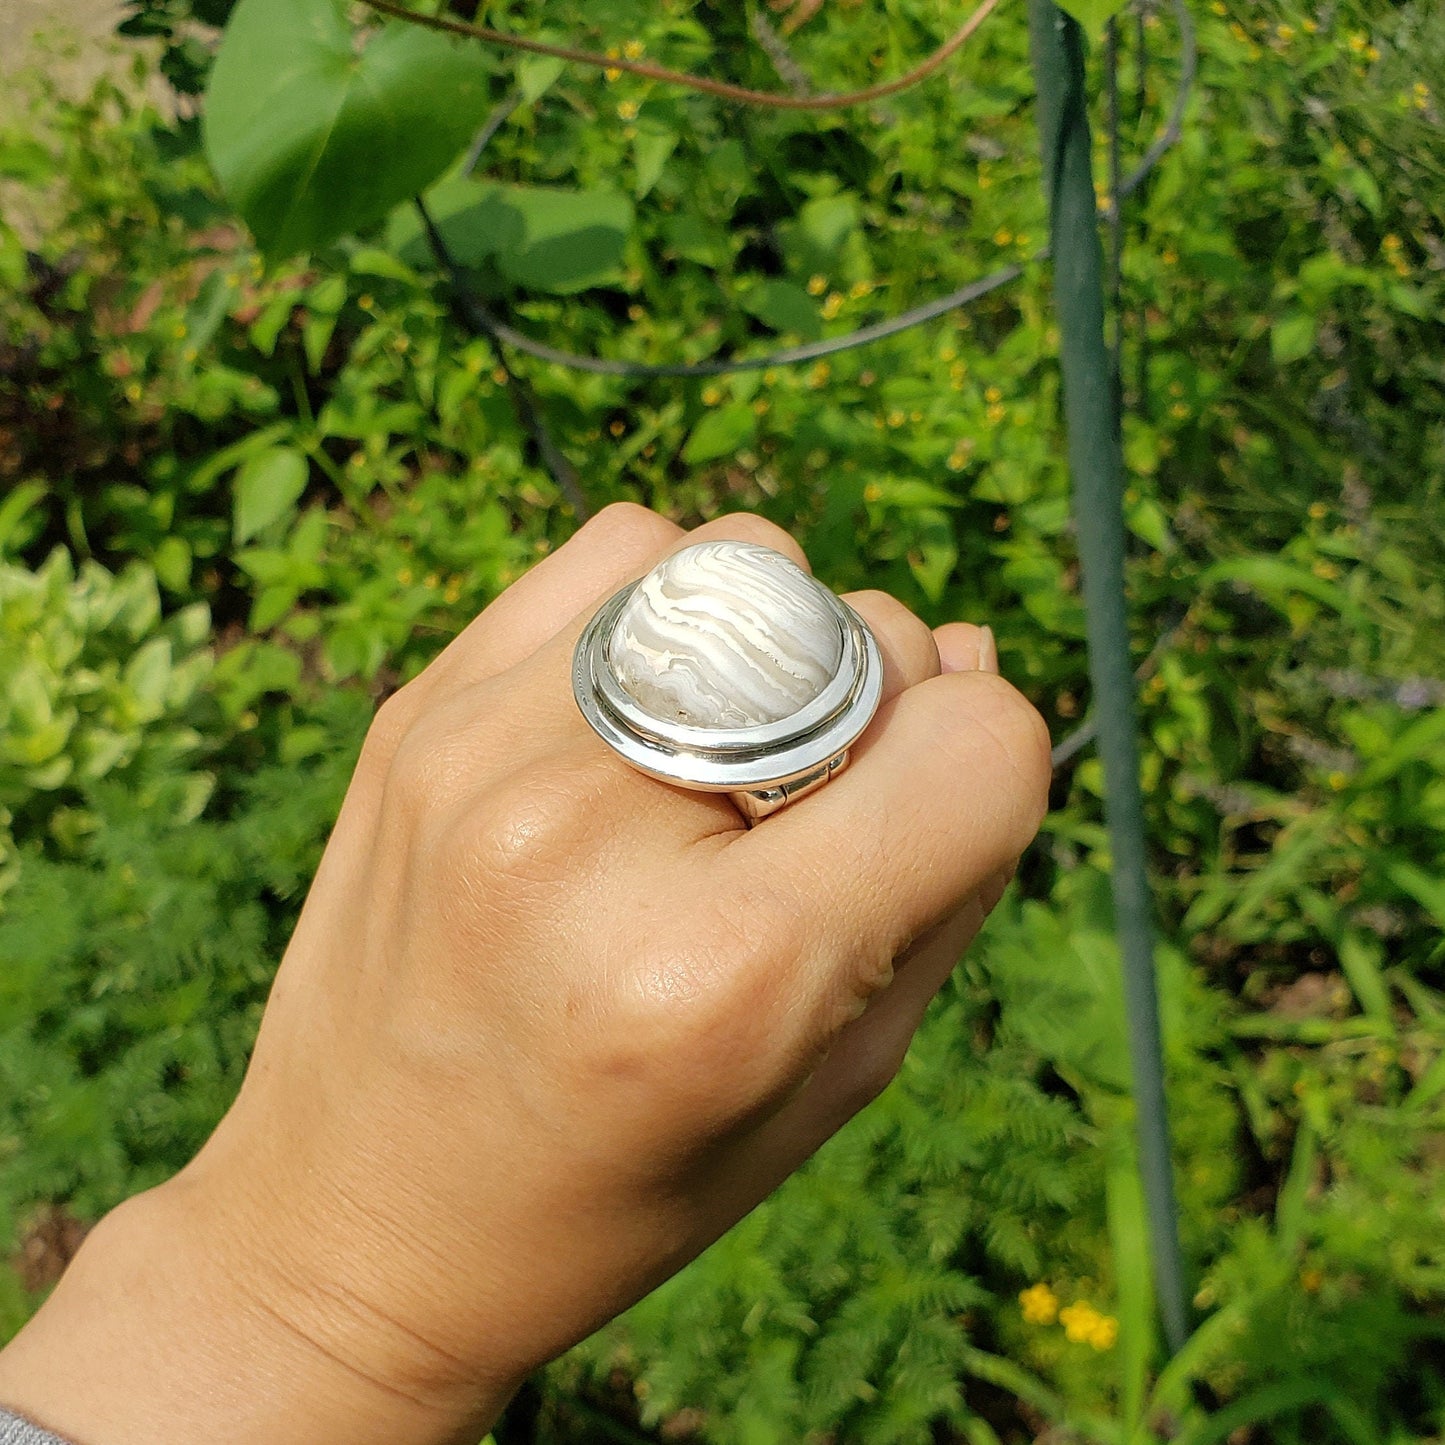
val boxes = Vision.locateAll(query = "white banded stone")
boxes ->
[605,540,844,729]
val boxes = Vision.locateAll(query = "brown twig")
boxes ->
[356,0,1004,111]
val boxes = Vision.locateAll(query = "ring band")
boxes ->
[571,541,884,824]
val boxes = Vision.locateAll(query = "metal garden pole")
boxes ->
[1025,0,1191,1355]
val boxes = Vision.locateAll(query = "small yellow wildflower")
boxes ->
[1170,401,1189,419]
[1208,0,1225,13]
[993,228,1013,246]
[863,482,883,503]
[622,38,646,60]
[1365,43,1380,62]
[701,385,723,406]
[617,99,640,121]
[491,366,508,385]
[1275,23,1294,41]
[807,274,828,296]
[357,294,374,311]
[397,567,414,586]
[1302,18,1317,32]
[1328,770,1348,791]
[887,408,906,428]
[986,402,1006,425]
[627,303,645,321]
[821,292,845,320]
[1162,247,1179,265]
[604,66,622,81]
[1019,1283,1059,1325]
[609,419,626,437]
[1059,1301,1117,1349]
[806,360,831,388]
[984,385,1003,404]
[1347,32,1367,53]
[849,279,874,299]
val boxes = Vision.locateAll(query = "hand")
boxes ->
[0,506,1049,1445]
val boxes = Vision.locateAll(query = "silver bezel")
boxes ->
[572,580,884,793]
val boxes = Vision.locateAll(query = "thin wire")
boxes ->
[479,265,1029,378]
[358,0,1003,112]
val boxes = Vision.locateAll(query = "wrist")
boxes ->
[0,1171,513,1445]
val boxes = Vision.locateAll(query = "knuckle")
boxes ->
[445,758,604,893]
[697,512,810,571]
[584,501,679,552]
[360,682,425,780]
[384,709,484,822]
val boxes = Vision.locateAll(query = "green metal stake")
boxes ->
[1026,0,1190,1355]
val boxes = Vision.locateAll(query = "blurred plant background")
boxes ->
[1,0,1443,1440]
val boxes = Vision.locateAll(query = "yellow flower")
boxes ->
[1087,1315,1119,1351]
[1059,1301,1103,1343]
[1275,23,1294,41]
[1019,1283,1059,1325]
[1302,18,1317,32]
[993,228,1013,246]
[984,385,1003,404]
[617,99,640,121]
[821,292,845,320]
[849,279,874,299]
[806,274,828,296]
[701,385,723,406]
[1347,32,1367,53]
[622,39,646,60]
[986,402,1006,425]
[806,361,831,388]
[887,408,906,428]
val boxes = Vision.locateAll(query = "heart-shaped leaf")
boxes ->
[204,0,495,256]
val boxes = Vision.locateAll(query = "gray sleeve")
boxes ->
[0,1408,72,1445]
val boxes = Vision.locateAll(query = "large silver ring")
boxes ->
[572,539,884,823]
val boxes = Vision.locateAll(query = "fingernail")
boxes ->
[979,624,999,675]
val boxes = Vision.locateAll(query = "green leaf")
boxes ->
[497,185,634,293]
[633,124,678,201]
[1270,311,1317,365]
[739,279,821,340]
[516,53,565,103]
[390,180,634,293]
[233,446,310,544]
[1052,0,1132,33]
[683,403,758,465]
[204,0,494,256]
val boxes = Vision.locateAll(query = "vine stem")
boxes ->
[1026,0,1190,1356]
[357,0,1002,111]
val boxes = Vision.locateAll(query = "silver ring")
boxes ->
[571,540,884,823]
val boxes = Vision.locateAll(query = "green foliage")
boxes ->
[3,0,1444,1440]
[203,0,496,257]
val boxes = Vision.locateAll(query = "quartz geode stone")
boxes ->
[605,540,845,729]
